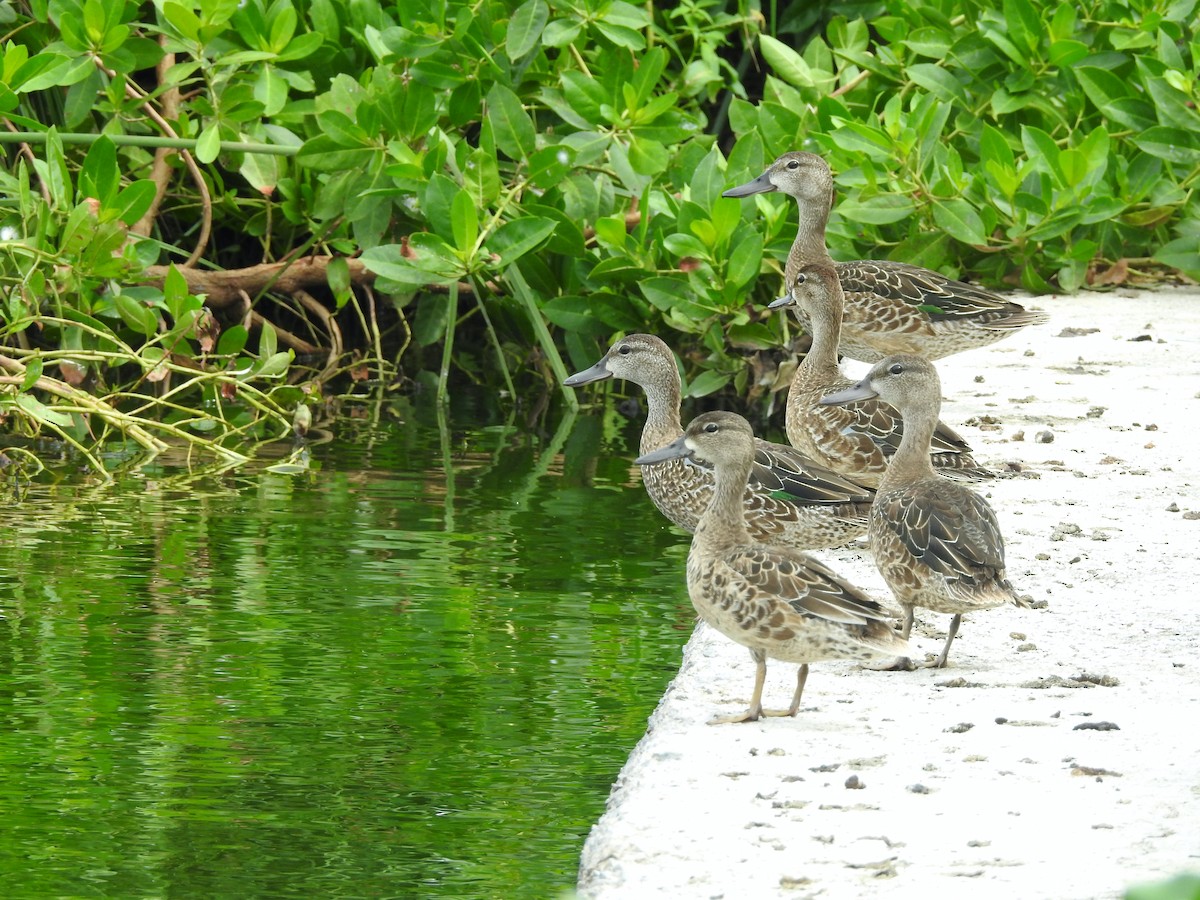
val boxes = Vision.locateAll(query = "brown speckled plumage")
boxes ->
[635,411,907,723]
[773,262,992,488]
[820,354,1032,669]
[723,151,1049,362]
[564,334,873,549]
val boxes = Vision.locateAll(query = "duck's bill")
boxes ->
[634,433,691,465]
[721,173,776,198]
[563,359,612,387]
[819,381,877,405]
[767,293,795,309]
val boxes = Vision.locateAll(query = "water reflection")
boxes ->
[0,400,692,897]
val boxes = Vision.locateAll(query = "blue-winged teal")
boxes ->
[771,262,991,488]
[636,411,908,722]
[565,334,873,549]
[821,354,1032,669]
[724,151,1048,362]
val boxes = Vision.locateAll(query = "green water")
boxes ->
[0,402,692,898]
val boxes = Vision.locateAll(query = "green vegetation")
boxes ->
[1,0,1197,473]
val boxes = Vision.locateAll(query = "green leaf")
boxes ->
[218,325,248,356]
[831,122,893,161]
[256,350,292,379]
[488,218,556,267]
[295,135,376,171]
[16,393,74,428]
[760,34,822,89]
[1002,0,1041,58]
[450,189,478,255]
[902,27,953,58]
[259,319,277,358]
[240,150,280,195]
[540,295,610,337]
[424,174,461,243]
[110,180,157,226]
[317,109,370,147]
[907,63,966,104]
[1058,148,1088,187]
[541,18,581,47]
[326,256,351,304]
[979,124,1015,171]
[932,199,988,245]
[196,123,221,164]
[835,194,916,225]
[1133,127,1200,165]
[79,135,119,206]
[1142,74,1200,131]
[1154,235,1200,278]
[412,292,452,347]
[595,22,644,50]
[21,356,43,391]
[254,66,288,116]
[684,369,730,398]
[162,1,200,40]
[726,231,763,289]
[114,294,159,336]
[1020,125,1062,179]
[486,83,535,160]
[507,0,548,58]
[1074,66,1155,130]
[1049,39,1088,66]
[627,136,668,175]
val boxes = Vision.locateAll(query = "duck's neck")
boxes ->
[797,290,844,379]
[883,406,939,487]
[789,195,832,266]
[638,371,684,455]
[693,455,754,552]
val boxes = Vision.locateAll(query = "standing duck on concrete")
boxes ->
[636,411,908,722]
[821,354,1032,670]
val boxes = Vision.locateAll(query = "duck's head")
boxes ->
[768,261,842,315]
[634,410,756,469]
[563,333,678,389]
[722,151,834,208]
[819,354,941,413]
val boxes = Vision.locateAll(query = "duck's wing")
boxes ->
[749,439,875,505]
[880,483,1007,585]
[726,547,892,625]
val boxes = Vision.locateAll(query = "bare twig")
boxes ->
[131,38,179,238]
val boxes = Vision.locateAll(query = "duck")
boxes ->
[564,334,873,549]
[722,151,1049,363]
[635,411,908,722]
[820,354,1032,669]
[770,261,991,488]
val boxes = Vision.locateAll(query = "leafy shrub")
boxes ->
[1,0,1197,473]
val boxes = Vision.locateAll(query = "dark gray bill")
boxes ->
[767,293,795,309]
[563,359,612,387]
[634,433,690,466]
[721,172,776,198]
[819,381,878,405]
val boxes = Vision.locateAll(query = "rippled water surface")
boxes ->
[0,402,693,897]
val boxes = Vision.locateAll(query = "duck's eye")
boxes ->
[617,345,631,355]
[794,273,807,285]
[703,422,719,434]
[888,363,904,375]
[786,159,800,170]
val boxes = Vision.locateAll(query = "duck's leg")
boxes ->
[762,663,809,718]
[922,613,962,669]
[864,606,917,671]
[709,649,767,724]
